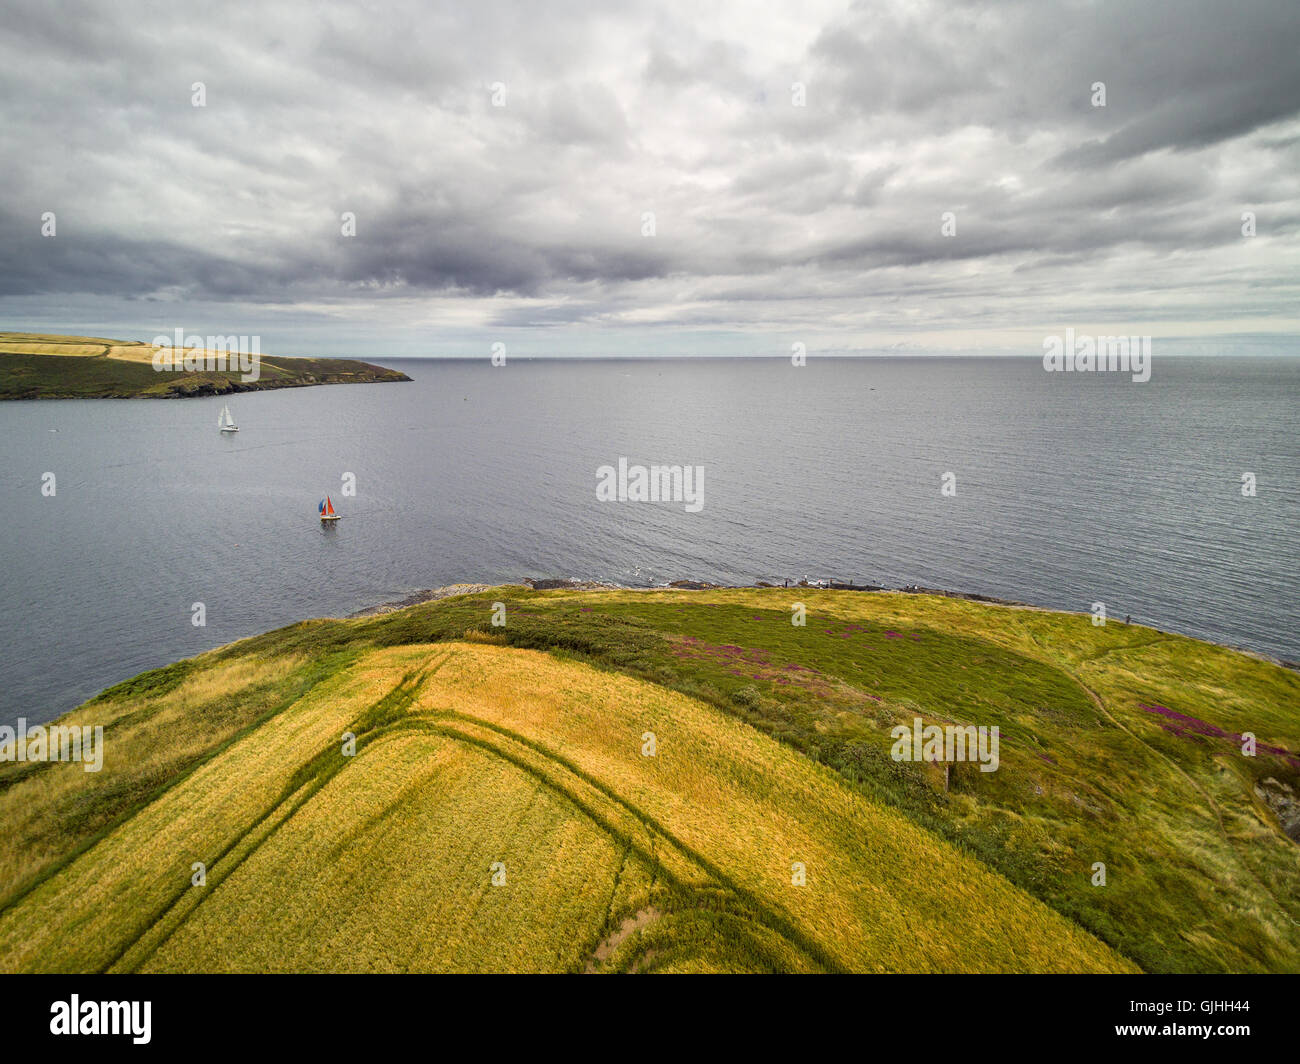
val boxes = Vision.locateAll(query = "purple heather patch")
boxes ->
[670,636,835,695]
[1138,703,1300,769]
[1139,703,1229,738]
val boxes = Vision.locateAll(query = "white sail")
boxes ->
[219,404,236,430]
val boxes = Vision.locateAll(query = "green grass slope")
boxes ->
[1,587,1296,973]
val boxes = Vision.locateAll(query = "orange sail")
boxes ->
[324,496,336,517]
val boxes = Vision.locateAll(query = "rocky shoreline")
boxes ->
[351,576,1046,619]
[349,578,625,616]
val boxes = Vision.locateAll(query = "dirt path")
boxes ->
[1029,643,1279,901]
[584,906,661,973]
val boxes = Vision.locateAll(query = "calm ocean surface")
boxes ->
[1,355,1297,726]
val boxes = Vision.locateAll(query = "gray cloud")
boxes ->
[0,0,1297,354]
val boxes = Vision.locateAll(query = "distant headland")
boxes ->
[0,331,410,399]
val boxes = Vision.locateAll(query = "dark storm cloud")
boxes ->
[812,0,1300,160]
[0,0,1296,347]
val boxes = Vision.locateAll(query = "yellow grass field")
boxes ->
[0,640,1132,973]
[0,331,249,366]
[0,332,156,360]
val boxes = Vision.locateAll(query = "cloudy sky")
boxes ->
[2,0,1298,358]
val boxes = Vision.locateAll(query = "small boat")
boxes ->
[218,404,238,433]
[319,495,340,522]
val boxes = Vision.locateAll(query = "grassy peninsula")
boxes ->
[1,587,1296,973]
[0,332,410,399]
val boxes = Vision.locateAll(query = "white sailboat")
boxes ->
[218,403,238,433]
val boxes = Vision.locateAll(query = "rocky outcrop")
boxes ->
[1255,777,1300,842]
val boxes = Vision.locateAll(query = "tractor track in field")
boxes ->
[400,711,848,974]
[106,662,445,972]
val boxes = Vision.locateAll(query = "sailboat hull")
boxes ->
[220,426,238,433]
[320,514,340,522]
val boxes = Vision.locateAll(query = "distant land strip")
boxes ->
[0,332,410,399]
